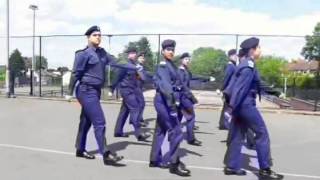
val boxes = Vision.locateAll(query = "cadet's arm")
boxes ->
[68,52,87,96]
[229,68,254,111]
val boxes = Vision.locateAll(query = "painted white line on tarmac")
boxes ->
[1,143,320,179]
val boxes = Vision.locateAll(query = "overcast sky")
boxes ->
[1,0,320,68]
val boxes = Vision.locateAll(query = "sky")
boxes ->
[0,0,320,68]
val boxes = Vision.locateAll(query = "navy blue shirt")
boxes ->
[225,57,261,111]
[68,46,136,94]
[222,61,236,90]
[153,58,182,108]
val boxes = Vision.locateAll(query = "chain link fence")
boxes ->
[0,33,319,110]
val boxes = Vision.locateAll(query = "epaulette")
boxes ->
[248,60,254,68]
[159,61,166,67]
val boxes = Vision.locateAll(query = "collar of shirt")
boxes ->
[248,59,255,68]
[87,45,98,52]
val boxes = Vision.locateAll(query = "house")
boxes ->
[287,59,319,74]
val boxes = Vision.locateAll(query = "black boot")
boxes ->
[76,150,95,159]
[187,139,202,146]
[137,132,151,142]
[169,160,191,177]
[224,167,246,176]
[259,168,284,180]
[103,151,124,166]
[114,133,129,138]
[149,161,170,169]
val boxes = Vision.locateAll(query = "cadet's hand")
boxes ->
[224,111,232,123]
[169,105,178,118]
[209,76,215,82]
[65,95,73,102]
[170,111,178,118]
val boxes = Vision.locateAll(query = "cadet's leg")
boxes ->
[75,108,92,151]
[223,117,246,170]
[149,118,166,164]
[219,102,228,129]
[77,87,108,155]
[137,91,146,122]
[123,93,143,138]
[114,99,129,136]
[182,108,196,142]
[150,94,169,166]
[246,128,256,149]
[167,113,183,164]
[239,106,272,169]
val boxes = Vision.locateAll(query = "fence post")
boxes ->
[235,34,239,51]
[157,34,161,66]
[39,36,42,97]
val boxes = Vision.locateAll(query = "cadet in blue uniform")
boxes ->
[219,49,237,130]
[114,47,150,141]
[149,40,191,177]
[222,37,284,179]
[136,52,153,127]
[67,26,137,166]
[177,52,206,146]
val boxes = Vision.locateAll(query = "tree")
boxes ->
[301,22,320,89]
[256,56,288,87]
[190,47,227,82]
[23,55,48,71]
[119,37,155,72]
[35,56,48,71]
[136,37,154,72]
[9,49,26,77]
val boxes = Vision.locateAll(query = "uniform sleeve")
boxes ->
[229,68,255,111]
[153,65,176,110]
[68,51,88,95]
[179,70,198,104]
[109,68,127,92]
[177,69,188,89]
[222,65,235,90]
[106,52,137,71]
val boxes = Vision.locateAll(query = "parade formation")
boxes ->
[65,25,285,179]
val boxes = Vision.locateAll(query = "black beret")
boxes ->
[125,46,138,53]
[227,49,237,56]
[240,37,259,49]
[84,25,101,36]
[161,39,176,50]
[180,52,190,59]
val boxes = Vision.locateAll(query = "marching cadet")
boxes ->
[177,52,214,146]
[223,37,284,179]
[136,52,153,127]
[219,49,237,130]
[67,25,138,166]
[113,47,150,142]
[149,40,191,177]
